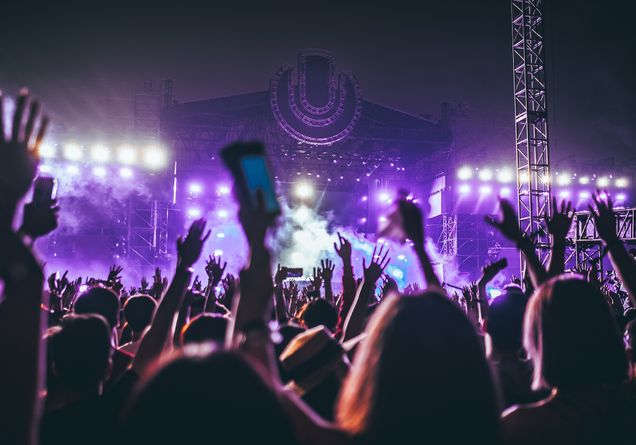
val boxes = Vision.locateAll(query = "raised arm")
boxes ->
[342,244,389,342]
[334,232,355,337]
[476,258,508,322]
[274,265,289,322]
[485,198,548,289]
[589,192,636,306]
[398,198,442,289]
[545,198,574,277]
[132,218,209,374]
[320,259,336,304]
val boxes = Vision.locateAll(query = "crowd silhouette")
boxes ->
[1,91,635,445]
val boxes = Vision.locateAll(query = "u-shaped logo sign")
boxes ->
[270,49,362,146]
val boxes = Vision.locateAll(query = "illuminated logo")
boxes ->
[270,49,362,145]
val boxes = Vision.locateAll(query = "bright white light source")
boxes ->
[596,177,610,187]
[397,254,406,261]
[519,171,530,183]
[117,146,137,165]
[478,168,493,182]
[615,178,629,188]
[616,193,626,201]
[214,249,223,257]
[579,176,590,185]
[216,233,225,239]
[64,143,83,161]
[217,185,230,195]
[188,183,203,194]
[558,190,571,199]
[294,181,314,199]
[458,184,471,194]
[187,207,201,218]
[143,146,167,170]
[119,167,133,179]
[39,143,56,158]
[556,173,571,186]
[497,168,514,183]
[500,187,512,197]
[378,192,391,203]
[93,166,107,178]
[91,145,110,163]
[39,164,53,173]
[479,185,492,195]
[390,268,404,280]
[378,215,388,223]
[579,191,591,199]
[457,166,473,180]
[541,175,551,185]
[217,209,228,218]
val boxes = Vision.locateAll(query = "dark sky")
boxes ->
[2,1,634,166]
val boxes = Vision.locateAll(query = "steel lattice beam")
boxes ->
[511,0,552,276]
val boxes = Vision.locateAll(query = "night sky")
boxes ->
[1,1,634,166]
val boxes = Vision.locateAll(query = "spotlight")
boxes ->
[217,185,230,195]
[540,175,550,185]
[358,217,367,224]
[188,182,203,194]
[519,171,530,183]
[378,192,391,203]
[390,268,404,280]
[596,176,610,187]
[579,191,591,199]
[558,190,571,199]
[143,146,167,170]
[39,143,56,158]
[556,173,571,186]
[93,166,107,178]
[616,193,626,201]
[294,181,315,199]
[119,167,134,179]
[497,168,514,183]
[457,166,473,180]
[458,184,471,194]
[66,164,80,175]
[213,249,223,257]
[361,195,368,202]
[187,207,201,218]
[499,187,512,197]
[64,143,83,161]
[216,233,225,239]
[217,209,228,218]
[479,185,492,195]
[579,176,590,185]
[378,215,388,223]
[39,164,53,173]
[117,146,137,165]
[397,254,406,261]
[616,178,629,188]
[91,145,110,163]
[478,168,493,182]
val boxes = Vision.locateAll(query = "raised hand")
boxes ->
[140,277,149,293]
[108,265,123,285]
[192,275,203,292]
[320,258,335,283]
[0,90,49,213]
[177,218,210,268]
[151,267,168,298]
[205,255,227,286]
[311,267,323,290]
[545,197,574,241]
[363,244,391,284]
[485,199,523,242]
[589,191,618,244]
[479,258,508,286]
[20,199,59,240]
[334,232,352,262]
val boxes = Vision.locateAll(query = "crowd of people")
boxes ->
[1,91,636,445]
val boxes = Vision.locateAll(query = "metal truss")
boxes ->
[564,208,636,274]
[127,200,171,266]
[511,0,552,274]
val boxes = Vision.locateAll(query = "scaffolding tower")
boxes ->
[511,0,552,275]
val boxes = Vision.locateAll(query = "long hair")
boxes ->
[524,276,628,390]
[337,292,501,444]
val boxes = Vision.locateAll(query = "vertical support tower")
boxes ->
[511,0,552,274]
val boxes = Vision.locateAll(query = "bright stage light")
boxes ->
[497,168,514,183]
[361,195,368,202]
[479,185,492,195]
[66,164,79,175]
[359,217,367,224]
[217,185,230,195]
[378,192,391,203]
[216,233,225,239]
[39,143,56,158]
[188,182,203,194]
[397,254,406,261]
[91,145,110,163]
[579,191,591,199]
[540,175,550,185]
[599,192,608,200]
[117,146,137,165]
[556,173,571,186]
[93,166,106,178]
[500,187,512,197]
[143,146,167,170]
[390,268,404,280]
[458,184,471,194]
[64,143,83,161]
[596,176,610,187]
[457,166,473,181]
[187,207,201,218]
[378,215,388,223]
[119,167,134,179]
[294,181,314,199]
[217,209,228,218]
[519,171,530,183]
[616,193,626,202]
[558,190,571,199]
[579,176,590,185]
[478,168,493,182]
[214,249,223,257]
[616,178,629,188]
[39,164,53,173]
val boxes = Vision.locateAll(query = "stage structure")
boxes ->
[511,0,552,276]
